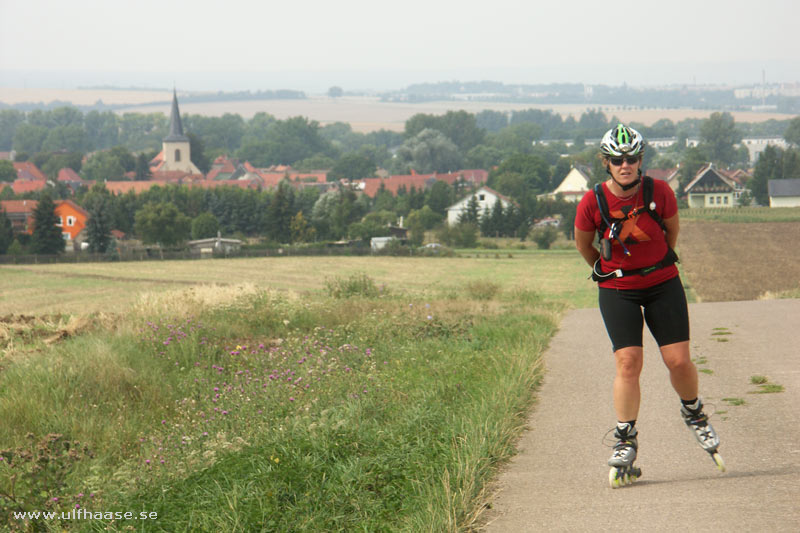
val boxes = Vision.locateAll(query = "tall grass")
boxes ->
[0,278,563,532]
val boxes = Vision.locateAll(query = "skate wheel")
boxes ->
[609,467,622,489]
[712,452,726,472]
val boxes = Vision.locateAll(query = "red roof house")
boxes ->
[13,161,47,181]
[0,199,39,234]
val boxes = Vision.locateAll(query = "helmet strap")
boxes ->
[607,167,642,191]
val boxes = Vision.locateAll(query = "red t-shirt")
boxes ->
[575,178,679,289]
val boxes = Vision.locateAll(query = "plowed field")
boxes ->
[679,220,800,301]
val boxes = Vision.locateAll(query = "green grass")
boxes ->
[722,397,746,406]
[0,260,576,532]
[754,383,785,394]
[748,375,785,394]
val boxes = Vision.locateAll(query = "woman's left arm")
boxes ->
[663,214,679,249]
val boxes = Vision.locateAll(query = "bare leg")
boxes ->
[659,340,698,401]
[614,346,644,421]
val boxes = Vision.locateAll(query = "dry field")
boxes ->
[0,88,791,133]
[0,252,593,316]
[113,97,792,133]
[679,220,800,302]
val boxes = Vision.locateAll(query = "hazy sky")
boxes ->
[1,0,797,92]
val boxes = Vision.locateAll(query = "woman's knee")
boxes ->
[660,342,694,373]
[615,348,643,379]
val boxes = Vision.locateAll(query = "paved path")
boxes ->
[483,299,800,532]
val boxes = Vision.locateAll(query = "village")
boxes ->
[1,91,800,258]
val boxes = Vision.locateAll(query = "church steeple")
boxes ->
[159,88,200,175]
[164,89,189,142]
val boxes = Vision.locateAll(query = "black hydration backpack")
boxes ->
[590,176,677,281]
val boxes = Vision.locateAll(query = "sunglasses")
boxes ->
[608,156,641,166]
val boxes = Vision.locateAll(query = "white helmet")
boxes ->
[600,124,645,157]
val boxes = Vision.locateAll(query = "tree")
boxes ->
[327,86,344,98]
[425,180,454,216]
[187,133,210,174]
[465,145,504,170]
[191,212,219,240]
[0,208,13,254]
[85,110,120,150]
[489,153,551,195]
[750,145,781,206]
[290,212,315,243]
[458,195,481,225]
[134,202,191,246]
[82,151,127,181]
[407,205,442,231]
[40,152,83,180]
[134,153,152,181]
[678,145,709,190]
[394,129,462,174]
[85,196,113,253]
[784,117,800,147]
[13,123,48,154]
[699,112,742,166]
[312,188,362,240]
[487,123,542,155]
[475,110,508,132]
[30,193,65,255]
[0,109,25,151]
[405,110,485,153]
[328,152,376,181]
[42,124,88,153]
[266,180,296,243]
[0,160,15,182]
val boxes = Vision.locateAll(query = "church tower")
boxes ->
[161,89,201,174]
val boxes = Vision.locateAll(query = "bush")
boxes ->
[464,280,501,300]
[530,227,558,250]
[325,272,386,298]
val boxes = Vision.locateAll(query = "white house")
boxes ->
[741,136,788,165]
[540,165,592,203]
[768,179,800,207]
[446,186,515,226]
[684,164,739,208]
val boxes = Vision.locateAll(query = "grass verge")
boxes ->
[0,280,562,532]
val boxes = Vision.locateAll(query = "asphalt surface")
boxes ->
[482,299,800,532]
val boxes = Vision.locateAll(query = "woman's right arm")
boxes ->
[575,228,600,266]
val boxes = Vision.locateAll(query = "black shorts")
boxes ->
[598,275,690,352]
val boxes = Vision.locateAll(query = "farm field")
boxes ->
[113,97,794,133]
[0,251,594,316]
[2,218,798,317]
[0,88,792,133]
[679,220,800,301]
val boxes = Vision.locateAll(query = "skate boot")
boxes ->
[681,399,726,472]
[608,423,641,488]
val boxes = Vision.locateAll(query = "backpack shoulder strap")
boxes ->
[593,182,610,235]
[642,176,666,231]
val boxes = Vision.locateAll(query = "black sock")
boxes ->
[616,420,636,436]
[681,398,701,412]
